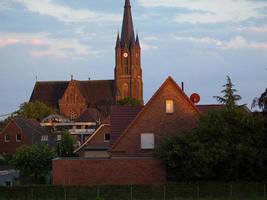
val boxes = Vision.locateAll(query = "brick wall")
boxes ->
[52,158,166,185]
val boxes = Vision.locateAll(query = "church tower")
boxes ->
[115,0,143,104]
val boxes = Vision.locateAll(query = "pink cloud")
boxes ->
[31,39,47,46]
[0,38,19,47]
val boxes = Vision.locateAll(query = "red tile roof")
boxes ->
[30,80,116,109]
[110,105,143,144]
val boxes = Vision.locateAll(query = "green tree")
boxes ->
[156,108,267,181]
[252,88,267,112]
[58,130,76,157]
[117,97,142,106]
[214,76,241,109]
[15,145,55,184]
[16,101,55,120]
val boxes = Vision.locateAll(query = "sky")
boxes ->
[0,0,267,118]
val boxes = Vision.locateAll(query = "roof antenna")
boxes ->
[35,76,38,82]
[181,82,184,92]
[71,74,73,80]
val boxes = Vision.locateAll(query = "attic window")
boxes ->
[141,133,154,149]
[166,100,174,114]
[41,135,48,142]
[104,133,110,142]
[4,134,10,142]
[16,134,22,142]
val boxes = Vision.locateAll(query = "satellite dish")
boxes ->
[190,93,200,104]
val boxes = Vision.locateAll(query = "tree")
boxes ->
[214,76,241,109]
[58,130,76,157]
[252,88,267,112]
[156,108,267,181]
[117,97,142,106]
[15,145,55,184]
[16,101,55,120]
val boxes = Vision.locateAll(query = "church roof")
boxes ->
[121,0,135,46]
[30,80,116,109]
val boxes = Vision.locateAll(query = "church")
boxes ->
[30,0,143,120]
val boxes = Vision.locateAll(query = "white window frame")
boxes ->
[57,134,62,141]
[141,133,155,149]
[16,134,22,142]
[166,100,174,114]
[104,133,110,142]
[41,135,48,142]
[4,134,10,142]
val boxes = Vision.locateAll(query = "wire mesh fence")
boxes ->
[0,182,267,200]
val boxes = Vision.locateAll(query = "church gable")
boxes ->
[59,80,87,120]
[111,76,200,157]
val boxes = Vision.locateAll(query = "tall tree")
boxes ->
[252,88,267,112]
[214,76,241,109]
[16,101,55,120]
[15,145,55,184]
[58,130,76,157]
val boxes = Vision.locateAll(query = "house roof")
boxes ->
[111,76,200,150]
[30,81,69,109]
[76,108,102,123]
[2,118,50,145]
[196,104,225,113]
[110,105,143,145]
[74,124,110,153]
[30,80,116,109]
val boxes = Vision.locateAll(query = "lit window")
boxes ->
[4,134,10,142]
[41,135,48,142]
[57,135,62,141]
[16,134,22,142]
[166,100,174,114]
[104,133,110,142]
[141,133,154,149]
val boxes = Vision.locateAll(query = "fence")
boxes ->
[0,182,267,200]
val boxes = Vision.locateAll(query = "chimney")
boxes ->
[181,82,184,92]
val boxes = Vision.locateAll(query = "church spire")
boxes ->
[121,0,135,46]
[115,33,121,49]
[136,33,140,48]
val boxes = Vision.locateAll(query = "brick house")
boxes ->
[52,76,200,185]
[0,118,53,154]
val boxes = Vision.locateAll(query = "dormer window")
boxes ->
[166,100,174,114]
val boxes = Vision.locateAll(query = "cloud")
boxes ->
[141,43,158,51]
[16,0,121,23]
[0,32,100,59]
[143,36,159,41]
[138,0,267,23]
[172,35,267,50]
[236,26,267,33]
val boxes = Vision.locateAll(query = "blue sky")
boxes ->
[0,0,267,117]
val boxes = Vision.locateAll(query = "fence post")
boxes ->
[31,187,34,200]
[97,186,100,198]
[264,184,266,199]
[230,184,233,199]
[197,185,199,200]
[64,186,67,200]
[163,185,166,200]
[130,185,133,200]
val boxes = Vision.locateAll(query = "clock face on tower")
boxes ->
[123,52,128,58]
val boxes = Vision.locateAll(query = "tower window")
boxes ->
[104,133,110,142]
[166,100,174,114]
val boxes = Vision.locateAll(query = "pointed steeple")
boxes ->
[135,33,140,48]
[115,33,121,49]
[121,0,135,46]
